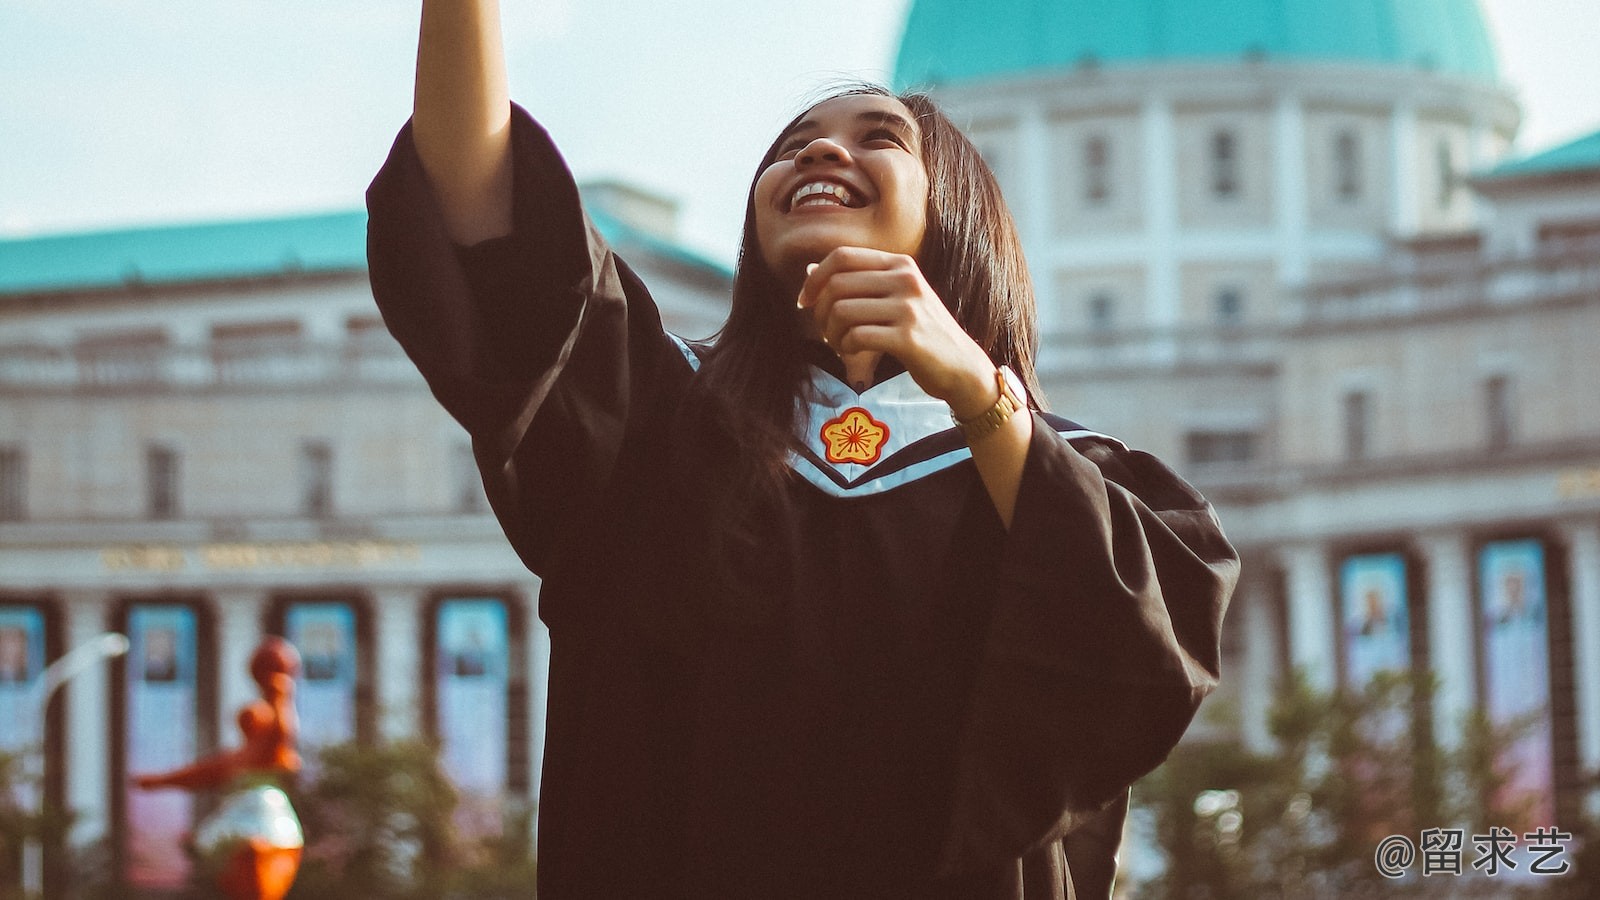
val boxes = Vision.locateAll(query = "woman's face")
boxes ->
[753,94,930,286]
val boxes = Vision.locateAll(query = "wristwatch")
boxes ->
[951,365,1026,443]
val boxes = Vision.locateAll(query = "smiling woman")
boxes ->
[365,2,1237,898]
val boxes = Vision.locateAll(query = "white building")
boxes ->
[3,0,1599,894]
[898,0,1600,831]
[0,188,729,895]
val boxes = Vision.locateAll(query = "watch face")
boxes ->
[1000,365,1026,408]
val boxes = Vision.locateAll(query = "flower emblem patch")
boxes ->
[820,407,890,465]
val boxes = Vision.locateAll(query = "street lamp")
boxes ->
[19,631,129,898]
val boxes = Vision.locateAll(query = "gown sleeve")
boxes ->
[936,416,1239,878]
[365,104,691,586]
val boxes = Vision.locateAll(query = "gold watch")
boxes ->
[952,365,1025,443]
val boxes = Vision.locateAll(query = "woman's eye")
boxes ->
[864,129,908,149]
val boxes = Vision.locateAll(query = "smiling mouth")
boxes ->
[789,180,864,211]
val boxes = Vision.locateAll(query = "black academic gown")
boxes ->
[366,105,1238,900]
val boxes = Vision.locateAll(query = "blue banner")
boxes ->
[285,602,358,761]
[0,605,46,811]
[1339,552,1411,687]
[123,605,198,889]
[1479,539,1554,828]
[436,598,509,837]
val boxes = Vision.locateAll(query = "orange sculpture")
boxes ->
[134,636,305,900]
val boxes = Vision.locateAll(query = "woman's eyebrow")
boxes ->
[775,110,920,149]
[856,110,917,139]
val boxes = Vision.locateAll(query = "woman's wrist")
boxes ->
[942,349,1005,420]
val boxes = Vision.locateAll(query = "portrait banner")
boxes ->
[1478,539,1554,828]
[123,605,198,889]
[436,598,509,837]
[0,605,46,811]
[285,602,358,763]
[1339,552,1411,688]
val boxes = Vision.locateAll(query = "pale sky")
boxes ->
[1,0,1595,263]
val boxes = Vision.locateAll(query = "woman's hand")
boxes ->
[798,246,1033,528]
[414,0,513,244]
[797,246,996,415]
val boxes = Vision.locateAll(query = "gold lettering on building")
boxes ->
[102,541,421,572]
[1557,468,1600,500]
[102,545,187,572]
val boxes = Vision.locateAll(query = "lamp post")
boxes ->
[20,631,129,899]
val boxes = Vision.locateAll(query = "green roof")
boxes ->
[894,0,1500,89]
[0,206,730,297]
[1482,126,1600,180]
[0,211,369,295]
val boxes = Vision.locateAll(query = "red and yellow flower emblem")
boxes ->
[820,406,889,465]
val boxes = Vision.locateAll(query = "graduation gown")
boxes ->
[366,105,1238,900]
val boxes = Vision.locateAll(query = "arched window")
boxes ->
[1437,139,1457,209]
[1484,374,1512,451]
[1210,129,1240,199]
[1335,129,1362,202]
[1214,287,1245,325]
[1084,134,1111,205]
[1342,389,1371,460]
[1088,292,1116,331]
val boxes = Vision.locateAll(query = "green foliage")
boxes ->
[285,740,535,900]
[1131,669,1591,899]
[0,747,75,900]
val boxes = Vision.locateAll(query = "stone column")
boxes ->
[60,592,112,848]
[1564,521,1600,818]
[1388,101,1419,237]
[373,586,424,741]
[1140,94,1180,328]
[1278,543,1337,692]
[212,588,267,745]
[1420,532,1475,748]
[1237,575,1280,754]
[1272,92,1309,287]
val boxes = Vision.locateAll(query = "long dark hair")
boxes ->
[675,85,1043,553]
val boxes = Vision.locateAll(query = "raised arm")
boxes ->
[413,0,513,243]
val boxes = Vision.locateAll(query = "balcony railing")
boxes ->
[1300,243,1600,325]
[0,339,421,391]
[1038,322,1282,373]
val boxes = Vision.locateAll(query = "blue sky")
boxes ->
[1,0,1595,262]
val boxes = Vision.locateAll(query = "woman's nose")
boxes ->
[796,136,850,167]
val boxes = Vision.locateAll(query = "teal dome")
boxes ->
[894,0,1500,88]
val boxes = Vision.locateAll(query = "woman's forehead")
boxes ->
[782,94,921,142]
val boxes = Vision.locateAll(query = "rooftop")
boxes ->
[894,0,1501,89]
[0,200,731,298]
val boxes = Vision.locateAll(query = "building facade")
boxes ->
[898,0,1600,831]
[0,193,730,894]
[3,0,1599,894]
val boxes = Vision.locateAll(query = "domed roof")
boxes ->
[893,0,1500,88]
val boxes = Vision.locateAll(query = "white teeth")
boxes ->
[791,181,855,209]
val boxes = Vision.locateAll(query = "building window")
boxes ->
[455,444,486,513]
[1334,129,1362,202]
[1214,287,1245,326]
[301,441,333,518]
[1185,430,1257,467]
[0,447,23,521]
[1210,129,1240,199]
[1437,140,1456,209]
[1083,134,1111,205]
[146,444,179,520]
[1342,390,1371,460]
[1485,375,1513,451]
[1088,292,1116,331]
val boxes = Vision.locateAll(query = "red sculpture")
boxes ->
[134,636,304,900]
